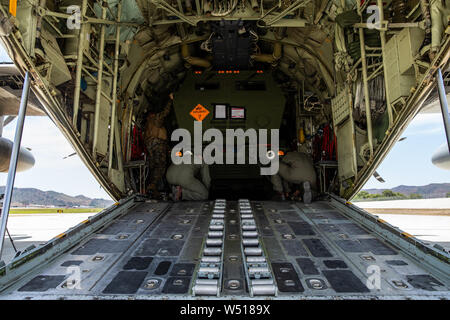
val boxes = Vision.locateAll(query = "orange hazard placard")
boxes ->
[190,104,210,121]
[9,0,17,17]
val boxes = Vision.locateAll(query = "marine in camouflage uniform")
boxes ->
[144,93,173,197]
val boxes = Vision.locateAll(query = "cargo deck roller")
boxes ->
[0,197,448,299]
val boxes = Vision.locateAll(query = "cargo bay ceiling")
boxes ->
[0,0,448,200]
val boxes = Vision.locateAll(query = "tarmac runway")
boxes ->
[1,212,93,263]
[373,214,450,250]
[1,206,449,264]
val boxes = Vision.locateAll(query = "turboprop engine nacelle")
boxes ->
[432,143,450,171]
[0,137,35,172]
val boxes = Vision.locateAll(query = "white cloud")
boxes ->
[409,113,443,128]
[405,114,445,136]
[407,127,443,136]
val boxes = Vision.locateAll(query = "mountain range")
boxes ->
[0,183,448,207]
[0,187,114,208]
[363,183,450,198]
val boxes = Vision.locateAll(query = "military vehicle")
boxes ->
[0,0,449,299]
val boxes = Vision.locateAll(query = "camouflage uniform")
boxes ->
[144,98,172,196]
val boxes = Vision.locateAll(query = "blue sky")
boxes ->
[1,112,449,200]
[363,113,450,189]
[0,45,10,62]
[0,117,112,199]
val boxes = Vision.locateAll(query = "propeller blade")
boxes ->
[3,116,16,127]
[63,152,76,160]
[373,171,386,183]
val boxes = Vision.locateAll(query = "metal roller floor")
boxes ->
[1,199,449,299]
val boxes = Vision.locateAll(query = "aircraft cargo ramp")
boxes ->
[0,196,448,300]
